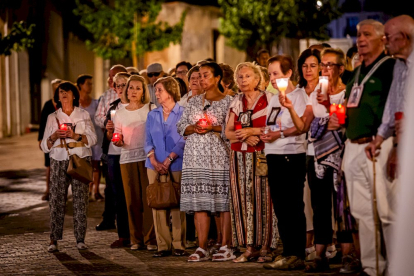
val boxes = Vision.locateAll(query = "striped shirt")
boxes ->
[377,58,410,139]
[94,88,117,128]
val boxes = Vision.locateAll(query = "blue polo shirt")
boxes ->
[144,103,185,171]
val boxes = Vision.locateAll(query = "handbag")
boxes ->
[255,149,268,177]
[146,171,181,210]
[56,118,93,184]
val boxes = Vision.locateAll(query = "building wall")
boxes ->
[144,2,245,70]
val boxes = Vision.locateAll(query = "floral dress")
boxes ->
[177,94,233,214]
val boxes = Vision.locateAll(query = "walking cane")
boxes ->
[372,156,380,276]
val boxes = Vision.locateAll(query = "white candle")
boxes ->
[276,78,289,97]
[110,110,116,121]
[319,76,329,95]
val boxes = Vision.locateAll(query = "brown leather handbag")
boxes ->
[56,118,93,184]
[255,149,268,177]
[146,171,181,209]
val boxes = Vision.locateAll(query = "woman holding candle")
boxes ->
[261,55,308,271]
[41,81,97,252]
[77,74,104,201]
[177,62,234,262]
[112,75,157,250]
[179,66,202,107]
[103,72,132,248]
[145,76,187,257]
[224,62,279,263]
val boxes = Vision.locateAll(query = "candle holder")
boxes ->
[198,118,208,127]
[263,126,270,135]
[395,112,404,121]
[112,133,121,142]
[329,103,345,124]
[329,103,337,116]
[60,123,68,131]
[234,121,242,130]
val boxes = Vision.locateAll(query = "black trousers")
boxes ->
[307,158,334,245]
[108,154,130,239]
[101,155,116,224]
[267,153,306,259]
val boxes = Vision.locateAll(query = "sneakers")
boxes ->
[263,255,305,270]
[77,242,88,250]
[130,244,145,250]
[47,244,58,253]
[305,245,316,261]
[147,244,158,251]
[340,254,362,274]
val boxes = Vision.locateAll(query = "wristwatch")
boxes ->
[280,130,285,139]
[76,134,82,142]
[168,156,174,162]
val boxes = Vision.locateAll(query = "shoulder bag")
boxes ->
[56,118,93,184]
[146,171,181,209]
[255,149,268,177]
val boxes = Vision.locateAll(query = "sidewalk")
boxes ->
[0,133,347,275]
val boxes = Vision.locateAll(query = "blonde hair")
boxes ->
[125,75,150,104]
[113,72,131,84]
[234,62,263,90]
[321,48,346,66]
[153,76,181,102]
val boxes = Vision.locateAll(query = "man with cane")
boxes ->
[364,15,414,275]
[328,19,395,276]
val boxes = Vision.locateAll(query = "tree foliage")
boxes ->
[73,0,187,60]
[218,0,342,56]
[0,21,35,56]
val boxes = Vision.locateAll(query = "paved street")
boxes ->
[0,133,349,275]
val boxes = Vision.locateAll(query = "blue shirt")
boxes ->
[145,103,185,171]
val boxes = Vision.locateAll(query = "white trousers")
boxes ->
[343,138,398,276]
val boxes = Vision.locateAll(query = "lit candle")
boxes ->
[234,121,242,130]
[112,133,120,142]
[110,110,116,121]
[198,118,207,127]
[276,78,289,97]
[319,76,329,95]
[60,124,67,131]
[336,104,346,125]
[263,126,270,135]
[329,103,337,116]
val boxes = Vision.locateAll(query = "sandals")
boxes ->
[188,247,210,262]
[212,245,236,262]
[257,249,277,263]
[233,249,260,263]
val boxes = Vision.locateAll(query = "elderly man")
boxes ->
[94,64,127,231]
[146,63,164,107]
[329,19,395,276]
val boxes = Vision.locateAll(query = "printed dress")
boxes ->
[177,94,233,214]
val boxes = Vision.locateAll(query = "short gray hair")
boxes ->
[234,62,263,90]
[357,19,384,38]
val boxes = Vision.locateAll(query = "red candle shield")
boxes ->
[60,124,67,131]
[234,121,242,130]
[336,104,346,125]
[395,112,404,121]
[112,133,120,142]
[329,103,337,116]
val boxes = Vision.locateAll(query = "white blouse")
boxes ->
[41,107,98,161]
[114,103,156,164]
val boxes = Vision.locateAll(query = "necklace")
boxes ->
[163,109,171,115]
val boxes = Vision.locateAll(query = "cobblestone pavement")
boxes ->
[0,133,352,275]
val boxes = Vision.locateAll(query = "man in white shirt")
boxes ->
[146,63,164,107]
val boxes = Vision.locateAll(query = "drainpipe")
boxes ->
[4,10,11,136]
[14,52,21,136]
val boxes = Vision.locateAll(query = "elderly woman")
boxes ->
[179,66,201,107]
[113,75,157,250]
[103,72,131,248]
[219,63,237,97]
[41,81,97,252]
[145,77,187,257]
[260,55,308,271]
[224,62,279,263]
[286,48,356,273]
[177,62,233,262]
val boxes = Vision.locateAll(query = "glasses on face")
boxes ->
[320,62,340,70]
[176,70,188,75]
[383,32,403,41]
[147,72,161,78]
[115,83,126,89]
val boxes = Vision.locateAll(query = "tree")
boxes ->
[0,21,35,56]
[218,0,342,60]
[73,0,186,67]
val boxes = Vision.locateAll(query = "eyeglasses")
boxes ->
[176,70,188,75]
[115,83,126,89]
[320,62,341,69]
[147,72,161,78]
[383,32,404,41]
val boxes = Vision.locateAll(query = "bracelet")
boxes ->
[147,151,154,158]
[168,156,174,162]
[48,136,55,144]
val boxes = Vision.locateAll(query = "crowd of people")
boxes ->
[38,15,414,275]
